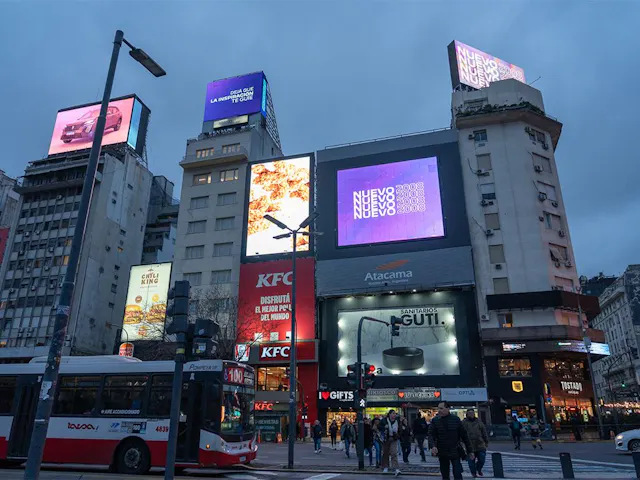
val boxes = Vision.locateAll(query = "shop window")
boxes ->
[256,366,291,391]
[498,358,532,377]
[498,313,513,328]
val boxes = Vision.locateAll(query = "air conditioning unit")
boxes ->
[538,192,547,202]
[56,195,63,200]
[551,200,559,207]
[24,232,30,237]
[552,285,563,291]
[468,134,475,140]
[495,264,503,270]
[480,314,489,322]
[565,260,573,267]
[48,247,54,253]
[25,331,32,338]
[30,285,36,291]
[485,229,494,237]
[554,261,561,268]
[559,229,566,237]
[34,230,40,235]
[480,199,489,207]
[539,216,545,222]
[476,169,490,177]
[44,266,50,271]
[542,143,549,150]
[534,165,543,173]
[26,267,31,273]
[9,289,15,294]
[18,250,25,256]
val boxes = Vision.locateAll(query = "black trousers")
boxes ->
[401,442,411,462]
[439,456,463,480]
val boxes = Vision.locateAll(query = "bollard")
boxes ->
[632,451,640,478]
[491,452,505,478]
[559,452,575,479]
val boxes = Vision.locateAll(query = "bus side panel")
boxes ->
[198,430,257,467]
[43,438,118,465]
[0,416,13,459]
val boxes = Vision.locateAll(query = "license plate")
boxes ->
[239,456,246,462]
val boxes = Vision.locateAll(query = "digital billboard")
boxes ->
[337,305,460,376]
[337,157,444,246]
[203,72,265,122]
[448,40,525,90]
[122,263,172,341]
[48,96,144,156]
[246,155,311,256]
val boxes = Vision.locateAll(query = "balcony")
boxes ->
[487,290,601,320]
[180,145,248,169]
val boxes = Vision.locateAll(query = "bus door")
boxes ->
[8,376,39,458]
[176,378,203,462]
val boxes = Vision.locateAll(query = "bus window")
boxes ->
[54,376,100,415]
[100,375,148,415]
[148,374,172,417]
[0,376,17,414]
[221,388,254,435]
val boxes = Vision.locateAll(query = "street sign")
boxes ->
[358,398,366,408]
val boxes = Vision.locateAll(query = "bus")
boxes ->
[0,355,257,474]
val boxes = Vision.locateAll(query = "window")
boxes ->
[533,153,552,173]
[219,169,239,182]
[549,243,569,262]
[147,375,173,417]
[473,130,487,142]
[54,376,100,415]
[545,359,585,380]
[489,245,506,264]
[527,127,546,142]
[493,277,510,294]
[544,212,563,231]
[477,154,492,171]
[485,213,500,230]
[498,312,513,328]
[110,283,117,293]
[498,358,531,377]
[100,375,147,415]
[479,183,496,200]
[211,269,232,284]
[0,377,16,414]
[221,143,241,154]
[196,148,215,159]
[217,192,237,206]
[537,181,557,201]
[183,272,202,286]
[215,217,234,231]
[190,196,209,210]
[193,173,212,185]
[221,390,253,435]
[554,276,574,291]
[256,366,291,391]
[213,242,233,257]
[187,220,206,234]
[185,245,205,259]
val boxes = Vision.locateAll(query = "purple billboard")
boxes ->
[448,40,525,90]
[203,72,266,122]
[337,157,445,246]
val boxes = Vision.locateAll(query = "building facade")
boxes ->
[142,175,179,264]
[0,170,20,268]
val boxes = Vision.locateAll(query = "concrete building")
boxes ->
[592,265,640,403]
[0,170,20,267]
[581,272,617,299]
[452,79,606,424]
[0,147,152,359]
[142,175,178,264]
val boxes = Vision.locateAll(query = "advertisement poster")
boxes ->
[48,97,138,156]
[236,258,315,343]
[203,72,265,122]
[337,305,459,376]
[122,263,172,341]
[246,156,311,256]
[337,157,444,246]
[450,40,525,90]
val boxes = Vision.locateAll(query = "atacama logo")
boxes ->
[68,422,98,430]
[376,260,409,271]
[261,345,290,358]
[364,270,413,282]
[256,271,292,288]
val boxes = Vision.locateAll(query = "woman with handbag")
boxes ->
[428,402,473,480]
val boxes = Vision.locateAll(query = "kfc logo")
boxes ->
[260,345,290,359]
[256,271,293,288]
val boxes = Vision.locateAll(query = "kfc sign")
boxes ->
[257,272,292,288]
[253,341,317,364]
[260,345,291,360]
[255,402,274,411]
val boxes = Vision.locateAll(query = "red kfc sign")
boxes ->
[257,341,317,363]
[237,258,315,343]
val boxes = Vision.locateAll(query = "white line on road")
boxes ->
[224,475,262,480]
[492,450,635,468]
[304,474,341,480]
[252,472,278,476]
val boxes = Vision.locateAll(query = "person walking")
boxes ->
[428,401,472,480]
[380,409,401,476]
[340,418,356,458]
[462,409,488,478]
[364,418,374,466]
[312,420,323,453]
[412,412,429,462]
[329,420,338,450]
[399,417,412,464]
[509,417,522,450]
[571,415,583,441]
[528,415,543,449]
[372,417,383,468]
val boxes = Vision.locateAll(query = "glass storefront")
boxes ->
[256,366,294,391]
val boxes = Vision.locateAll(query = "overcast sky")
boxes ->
[0,1,638,278]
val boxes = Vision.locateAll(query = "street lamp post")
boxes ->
[264,213,319,470]
[23,30,164,480]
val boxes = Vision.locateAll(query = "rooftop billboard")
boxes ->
[448,40,525,90]
[203,72,266,122]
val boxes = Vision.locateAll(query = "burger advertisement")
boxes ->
[122,263,172,341]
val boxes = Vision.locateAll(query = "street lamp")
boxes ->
[24,30,165,480]
[264,212,320,469]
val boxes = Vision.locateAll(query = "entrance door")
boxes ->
[8,376,39,458]
[176,380,203,462]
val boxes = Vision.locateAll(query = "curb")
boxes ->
[237,464,441,476]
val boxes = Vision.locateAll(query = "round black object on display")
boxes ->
[382,347,424,371]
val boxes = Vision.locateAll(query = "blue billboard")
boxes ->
[203,72,265,122]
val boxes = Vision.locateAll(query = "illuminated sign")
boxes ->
[512,381,524,393]
[119,342,134,357]
[318,391,354,402]
[560,381,583,395]
[337,157,444,246]
[502,343,527,352]
[204,72,265,122]
[255,402,274,411]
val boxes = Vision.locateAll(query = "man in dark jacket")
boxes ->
[312,420,323,453]
[428,402,472,480]
[412,412,429,462]
[462,409,488,478]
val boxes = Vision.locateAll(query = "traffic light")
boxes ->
[390,316,401,337]
[190,318,220,359]
[363,363,376,389]
[166,280,190,336]
[347,363,359,388]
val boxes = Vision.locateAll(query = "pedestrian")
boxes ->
[312,420,323,453]
[340,418,356,458]
[399,417,412,464]
[509,416,522,450]
[364,418,374,466]
[380,409,401,476]
[428,401,472,480]
[528,415,543,449]
[412,411,429,462]
[329,420,338,449]
[571,415,583,441]
[296,422,301,441]
[462,409,488,478]
[372,417,383,468]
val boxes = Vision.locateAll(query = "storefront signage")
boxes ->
[318,391,354,402]
[502,343,526,352]
[398,387,441,401]
[119,342,134,357]
[250,340,318,364]
[512,381,524,393]
[255,402,274,411]
[501,340,610,356]
[440,387,488,402]
[560,381,583,395]
[367,388,400,403]
[260,345,290,360]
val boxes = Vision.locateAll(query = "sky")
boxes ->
[0,0,638,278]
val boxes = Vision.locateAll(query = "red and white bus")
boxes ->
[0,355,257,474]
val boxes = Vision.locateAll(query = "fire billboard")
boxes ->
[237,258,315,343]
[337,157,444,246]
[447,40,525,90]
[122,263,172,341]
[48,95,149,156]
[246,155,311,256]
[203,72,266,122]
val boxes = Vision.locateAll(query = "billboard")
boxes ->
[204,72,265,122]
[122,263,172,341]
[246,156,311,256]
[448,40,526,90]
[337,157,444,246]
[337,305,460,377]
[236,258,315,343]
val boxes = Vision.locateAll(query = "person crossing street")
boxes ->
[340,418,356,458]
[462,409,488,478]
[380,409,401,476]
[312,420,323,453]
[412,411,429,462]
[429,402,472,480]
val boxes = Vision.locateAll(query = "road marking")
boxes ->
[252,472,278,476]
[304,474,341,480]
[224,474,262,480]
[492,450,635,468]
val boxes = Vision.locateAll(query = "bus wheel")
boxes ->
[115,438,151,474]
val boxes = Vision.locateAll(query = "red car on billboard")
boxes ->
[60,106,123,143]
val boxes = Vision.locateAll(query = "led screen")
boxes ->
[122,263,172,341]
[204,72,265,122]
[337,157,444,246]
[337,305,460,376]
[48,97,136,156]
[246,156,311,256]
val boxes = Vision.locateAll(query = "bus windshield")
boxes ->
[221,387,254,435]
